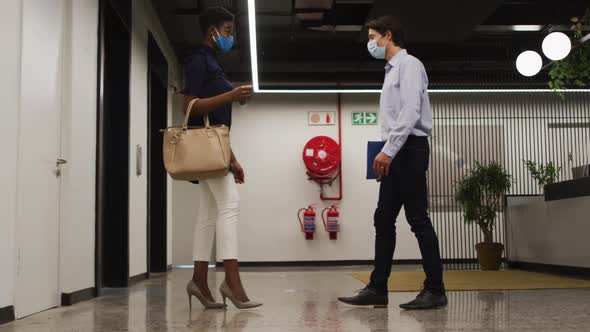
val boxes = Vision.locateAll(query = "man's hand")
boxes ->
[231,161,245,184]
[373,152,392,180]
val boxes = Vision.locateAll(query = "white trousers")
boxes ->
[193,174,240,261]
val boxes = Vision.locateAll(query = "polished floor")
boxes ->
[2,266,590,331]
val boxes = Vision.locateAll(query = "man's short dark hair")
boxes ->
[366,15,405,48]
[199,7,235,36]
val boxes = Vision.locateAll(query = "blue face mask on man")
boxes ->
[213,27,234,53]
[367,35,389,60]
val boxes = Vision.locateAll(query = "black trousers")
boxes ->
[369,136,444,294]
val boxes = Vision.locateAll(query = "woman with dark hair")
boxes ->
[182,6,261,310]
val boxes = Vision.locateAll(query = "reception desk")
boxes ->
[506,177,590,273]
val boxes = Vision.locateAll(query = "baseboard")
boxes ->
[61,287,97,306]
[442,259,479,265]
[215,260,376,268]
[213,259,478,268]
[508,261,590,279]
[0,306,15,326]
[128,272,149,286]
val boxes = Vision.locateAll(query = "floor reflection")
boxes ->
[342,307,389,332]
[1,267,590,332]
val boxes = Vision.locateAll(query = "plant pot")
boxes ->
[475,242,504,271]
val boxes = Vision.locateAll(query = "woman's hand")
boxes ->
[231,161,245,184]
[230,85,253,104]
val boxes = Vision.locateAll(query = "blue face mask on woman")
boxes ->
[213,27,234,53]
[367,35,388,60]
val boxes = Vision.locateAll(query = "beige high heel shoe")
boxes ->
[220,281,263,309]
[187,280,226,309]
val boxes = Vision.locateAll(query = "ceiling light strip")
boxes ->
[247,1,589,94]
[255,89,590,94]
[247,0,260,91]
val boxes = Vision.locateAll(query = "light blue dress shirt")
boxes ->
[380,49,432,159]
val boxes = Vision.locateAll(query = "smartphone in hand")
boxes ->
[239,84,253,106]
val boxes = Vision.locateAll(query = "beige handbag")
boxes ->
[162,98,231,181]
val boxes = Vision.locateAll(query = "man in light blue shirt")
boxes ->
[339,15,447,310]
[378,49,432,160]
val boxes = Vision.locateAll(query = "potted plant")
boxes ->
[524,160,562,193]
[456,162,512,270]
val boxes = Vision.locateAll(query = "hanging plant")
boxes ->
[548,9,590,96]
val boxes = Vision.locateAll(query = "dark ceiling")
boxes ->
[152,0,590,89]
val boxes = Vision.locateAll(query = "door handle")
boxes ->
[56,158,67,178]
[136,145,142,176]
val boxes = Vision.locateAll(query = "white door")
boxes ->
[15,0,65,318]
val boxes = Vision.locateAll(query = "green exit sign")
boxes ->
[352,112,378,125]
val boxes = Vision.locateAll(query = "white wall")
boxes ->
[0,0,98,312]
[0,0,22,308]
[15,0,66,317]
[171,95,200,266]
[172,92,590,264]
[507,195,590,268]
[172,180,201,265]
[172,94,424,264]
[58,0,98,294]
[128,0,180,277]
[231,94,422,262]
[0,0,180,313]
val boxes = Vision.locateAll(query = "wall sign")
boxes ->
[352,112,378,125]
[308,112,336,126]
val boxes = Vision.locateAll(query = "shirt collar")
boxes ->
[385,49,407,72]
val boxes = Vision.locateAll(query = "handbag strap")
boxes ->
[182,98,211,129]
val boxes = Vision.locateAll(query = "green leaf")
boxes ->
[455,162,512,242]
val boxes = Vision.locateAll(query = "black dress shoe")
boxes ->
[399,289,448,310]
[338,287,388,308]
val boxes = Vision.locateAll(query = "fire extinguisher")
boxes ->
[322,206,340,240]
[298,205,316,240]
